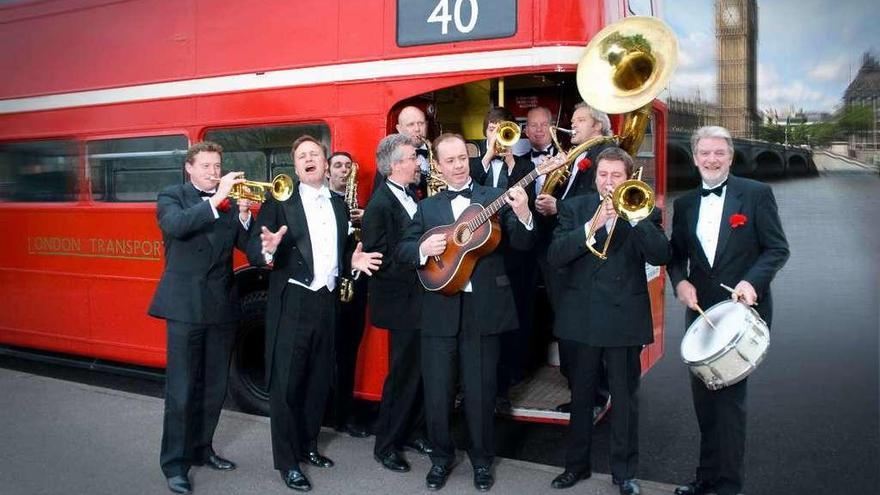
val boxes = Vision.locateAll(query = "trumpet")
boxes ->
[585,167,655,260]
[493,120,521,155]
[212,174,294,203]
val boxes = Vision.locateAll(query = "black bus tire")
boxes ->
[228,290,270,416]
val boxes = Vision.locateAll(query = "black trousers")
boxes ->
[497,255,536,397]
[269,285,335,472]
[160,320,236,478]
[331,276,367,428]
[690,375,748,495]
[373,328,425,456]
[421,294,500,469]
[560,341,641,479]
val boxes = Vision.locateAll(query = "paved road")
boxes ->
[2,172,878,495]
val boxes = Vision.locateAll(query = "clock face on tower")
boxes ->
[722,2,741,27]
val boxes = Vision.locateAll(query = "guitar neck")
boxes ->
[466,168,540,231]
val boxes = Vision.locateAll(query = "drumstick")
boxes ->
[693,303,719,331]
[720,283,758,306]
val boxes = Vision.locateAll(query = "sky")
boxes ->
[663,0,880,116]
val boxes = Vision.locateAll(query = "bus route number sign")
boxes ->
[397,0,517,47]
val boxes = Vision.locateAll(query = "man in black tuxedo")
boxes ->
[469,106,534,406]
[362,134,429,473]
[397,133,535,492]
[547,147,670,495]
[470,106,532,187]
[518,106,558,198]
[533,102,614,414]
[247,136,382,492]
[149,141,252,494]
[325,151,370,438]
[669,126,789,495]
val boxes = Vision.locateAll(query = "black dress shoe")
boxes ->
[426,464,451,491]
[374,451,410,472]
[551,470,590,489]
[343,422,370,438]
[675,479,715,495]
[405,437,434,455]
[201,454,236,471]
[281,468,312,492]
[555,401,571,413]
[614,478,641,495]
[166,474,192,494]
[305,451,334,468]
[473,466,494,492]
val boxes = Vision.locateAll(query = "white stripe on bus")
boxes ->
[0,46,585,115]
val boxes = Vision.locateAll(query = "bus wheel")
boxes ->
[228,290,270,415]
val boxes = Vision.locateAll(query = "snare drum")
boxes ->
[680,300,770,390]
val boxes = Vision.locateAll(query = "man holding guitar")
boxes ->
[396,133,536,492]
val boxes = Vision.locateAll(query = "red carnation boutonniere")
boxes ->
[216,198,231,213]
[577,157,592,171]
[729,213,747,229]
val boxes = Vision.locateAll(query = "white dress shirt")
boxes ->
[561,152,587,199]
[696,180,728,267]
[386,179,417,219]
[531,145,555,195]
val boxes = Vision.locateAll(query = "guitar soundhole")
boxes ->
[454,225,472,245]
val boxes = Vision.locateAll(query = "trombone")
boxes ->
[585,167,655,260]
[212,173,294,203]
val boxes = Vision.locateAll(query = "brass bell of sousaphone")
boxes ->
[574,16,677,259]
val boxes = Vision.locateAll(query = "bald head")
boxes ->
[396,106,427,140]
[526,106,553,149]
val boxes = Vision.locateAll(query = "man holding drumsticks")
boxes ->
[668,126,789,495]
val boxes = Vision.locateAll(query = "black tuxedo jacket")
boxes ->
[395,184,535,337]
[531,141,614,249]
[246,187,353,385]
[149,183,251,324]
[548,193,670,346]
[469,139,533,188]
[362,182,422,330]
[668,175,789,324]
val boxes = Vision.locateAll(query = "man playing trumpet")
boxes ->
[547,147,670,495]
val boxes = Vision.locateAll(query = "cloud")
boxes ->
[758,64,831,112]
[808,57,849,83]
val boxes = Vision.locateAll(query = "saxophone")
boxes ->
[423,137,447,197]
[539,127,616,196]
[339,162,359,303]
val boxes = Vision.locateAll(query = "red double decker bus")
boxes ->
[0,0,670,423]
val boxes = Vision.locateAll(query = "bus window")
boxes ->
[0,140,78,202]
[88,135,188,202]
[204,124,331,182]
[634,116,657,189]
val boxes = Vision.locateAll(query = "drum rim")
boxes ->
[680,300,766,365]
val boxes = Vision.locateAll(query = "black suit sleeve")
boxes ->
[630,208,671,266]
[234,200,254,252]
[500,201,535,252]
[362,200,407,276]
[547,196,593,270]
[469,157,488,184]
[156,187,215,239]
[667,196,689,291]
[743,186,789,293]
[395,203,428,268]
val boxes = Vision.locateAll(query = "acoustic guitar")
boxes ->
[417,155,566,295]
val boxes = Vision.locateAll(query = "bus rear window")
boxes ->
[0,140,78,202]
[204,124,331,182]
[88,135,188,202]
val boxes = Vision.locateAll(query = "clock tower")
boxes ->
[716,0,758,138]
